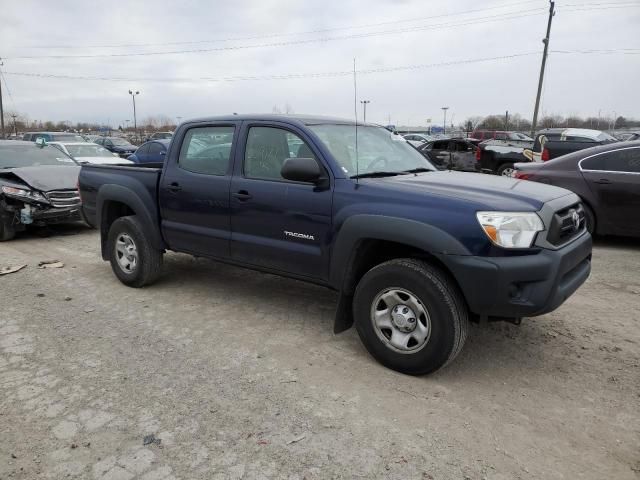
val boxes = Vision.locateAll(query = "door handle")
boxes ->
[232,190,252,201]
[167,182,182,193]
[594,178,611,185]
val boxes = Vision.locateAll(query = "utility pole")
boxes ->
[128,90,139,139]
[360,100,370,123]
[0,58,4,139]
[530,0,555,137]
[505,110,509,130]
[441,107,449,135]
[11,113,17,136]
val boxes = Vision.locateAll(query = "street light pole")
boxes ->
[11,114,17,136]
[360,100,370,123]
[441,107,449,135]
[128,90,139,139]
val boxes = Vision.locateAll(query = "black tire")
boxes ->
[353,258,469,375]
[107,215,163,287]
[583,203,596,235]
[0,217,16,241]
[496,162,515,177]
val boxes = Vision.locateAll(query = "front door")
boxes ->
[580,146,640,236]
[159,123,238,258]
[230,123,333,280]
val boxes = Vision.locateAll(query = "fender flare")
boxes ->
[329,214,470,291]
[97,184,165,259]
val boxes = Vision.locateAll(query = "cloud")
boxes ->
[1,0,638,126]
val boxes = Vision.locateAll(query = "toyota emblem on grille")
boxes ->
[571,210,580,230]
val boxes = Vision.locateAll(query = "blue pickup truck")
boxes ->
[78,115,592,374]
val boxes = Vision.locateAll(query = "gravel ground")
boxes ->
[1,225,638,480]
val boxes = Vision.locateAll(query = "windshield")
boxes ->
[0,144,77,168]
[110,138,133,146]
[309,125,435,176]
[52,134,85,142]
[509,133,533,141]
[65,144,114,158]
[597,132,617,142]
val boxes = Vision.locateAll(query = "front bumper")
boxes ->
[32,205,82,224]
[439,231,592,318]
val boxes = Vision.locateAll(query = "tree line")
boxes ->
[462,113,639,132]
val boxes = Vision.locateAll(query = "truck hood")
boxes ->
[368,171,573,211]
[0,165,80,192]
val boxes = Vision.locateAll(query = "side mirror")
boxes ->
[281,157,321,183]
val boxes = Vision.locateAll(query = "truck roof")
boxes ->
[183,114,361,126]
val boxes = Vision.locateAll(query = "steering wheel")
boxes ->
[367,156,389,170]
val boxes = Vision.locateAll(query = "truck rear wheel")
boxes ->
[353,259,469,375]
[497,163,515,177]
[107,215,163,287]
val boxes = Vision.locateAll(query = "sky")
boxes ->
[1,0,639,128]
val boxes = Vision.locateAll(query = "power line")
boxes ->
[3,52,542,84]
[16,0,544,50]
[0,70,16,110]
[3,48,635,86]
[3,9,549,60]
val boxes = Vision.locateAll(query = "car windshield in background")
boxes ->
[309,125,436,177]
[52,134,85,142]
[597,132,618,142]
[0,144,76,168]
[111,138,133,146]
[510,133,533,141]
[66,144,114,158]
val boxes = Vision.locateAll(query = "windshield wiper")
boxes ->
[350,171,403,179]
[402,167,433,174]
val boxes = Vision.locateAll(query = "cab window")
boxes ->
[178,126,234,175]
[244,126,317,180]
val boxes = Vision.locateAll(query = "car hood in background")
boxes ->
[75,157,133,165]
[111,145,136,152]
[0,165,80,192]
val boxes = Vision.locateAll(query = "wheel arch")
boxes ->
[330,215,471,333]
[97,185,165,260]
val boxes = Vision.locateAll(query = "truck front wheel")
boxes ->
[107,215,163,287]
[353,259,469,375]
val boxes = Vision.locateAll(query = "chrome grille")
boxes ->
[46,190,81,208]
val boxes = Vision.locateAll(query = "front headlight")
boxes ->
[1,186,49,204]
[476,211,544,248]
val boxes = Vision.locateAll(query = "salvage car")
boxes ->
[514,141,640,237]
[0,140,82,241]
[79,115,592,375]
[49,142,134,165]
[416,138,479,171]
[94,136,137,157]
[478,128,618,176]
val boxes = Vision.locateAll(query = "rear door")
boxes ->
[229,122,333,280]
[580,146,640,236]
[159,122,238,257]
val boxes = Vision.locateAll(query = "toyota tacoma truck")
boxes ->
[79,115,592,375]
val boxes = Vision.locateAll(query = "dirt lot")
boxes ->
[0,225,638,480]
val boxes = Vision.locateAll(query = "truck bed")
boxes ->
[79,163,164,230]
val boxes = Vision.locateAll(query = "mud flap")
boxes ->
[333,292,354,334]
